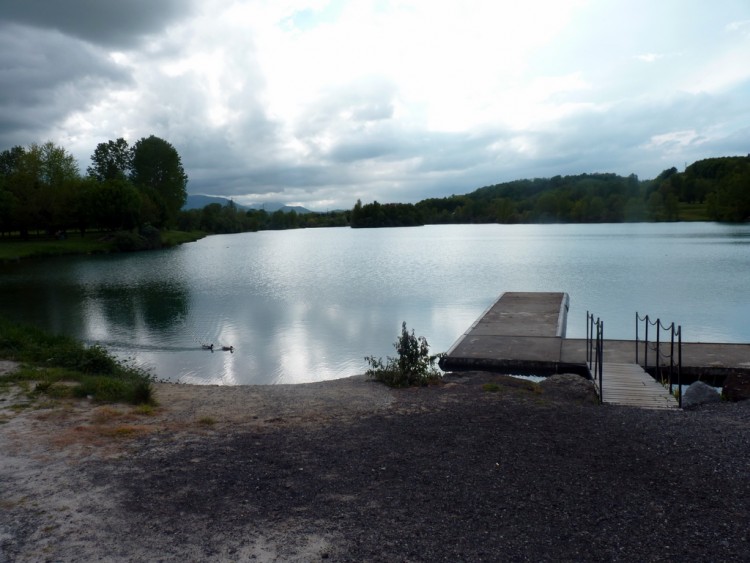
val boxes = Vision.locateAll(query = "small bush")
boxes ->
[365,322,442,388]
[110,231,148,252]
[139,224,162,249]
[128,378,154,405]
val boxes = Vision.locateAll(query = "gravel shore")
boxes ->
[1,370,748,562]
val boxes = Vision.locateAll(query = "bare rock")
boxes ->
[722,372,750,402]
[682,381,721,409]
[540,373,598,404]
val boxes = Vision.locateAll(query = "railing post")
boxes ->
[669,323,674,395]
[599,320,604,404]
[655,321,661,383]
[586,311,591,367]
[678,327,683,408]
[644,316,649,371]
[635,312,639,364]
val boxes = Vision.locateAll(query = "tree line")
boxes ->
[0,136,187,239]
[349,156,750,227]
[176,202,349,234]
[0,136,351,241]
[2,138,746,242]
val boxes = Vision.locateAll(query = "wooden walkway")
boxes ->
[596,363,679,410]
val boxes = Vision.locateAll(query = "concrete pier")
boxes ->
[441,292,570,374]
[441,292,750,384]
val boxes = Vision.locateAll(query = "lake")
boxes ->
[1,222,748,384]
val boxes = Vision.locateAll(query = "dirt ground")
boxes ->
[1,361,749,562]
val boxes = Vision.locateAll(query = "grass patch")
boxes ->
[98,425,146,438]
[0,229,205,261]
[678,202,711,221]
[0,317,155,405]
[0,235,115,261]
[133,403,155,416]
[91,406,124,424]
[482,383,501,392]
[197,416,217,426]
[160,230,206,247]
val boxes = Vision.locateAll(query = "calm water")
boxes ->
[1,223,748,384]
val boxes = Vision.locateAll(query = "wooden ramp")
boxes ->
[597,363,679,410]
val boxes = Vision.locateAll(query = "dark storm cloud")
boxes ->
[0,0,193,48]
[0,0,195,149]
[0,23,131,148]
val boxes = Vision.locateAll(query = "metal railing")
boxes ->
[586,311,604,404]
[635,313,683,408]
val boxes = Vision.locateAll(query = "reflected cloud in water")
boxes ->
[1,223,748,385]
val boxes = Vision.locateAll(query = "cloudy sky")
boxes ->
[1,1,749,210]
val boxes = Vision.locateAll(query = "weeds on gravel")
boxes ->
[365,322,443,388]
[0,316,155,405]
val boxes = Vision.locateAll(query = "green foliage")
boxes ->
[351,199,424,228]
[110,231,148,252]
[356,160,749,226]
[87,137,132,182]
[130,135,188,225]
[0,317,154,405]
[365,322,442,387]
[0,135,191,239]
[160,229,206,247]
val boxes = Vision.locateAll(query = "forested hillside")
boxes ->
[350,156,750,227]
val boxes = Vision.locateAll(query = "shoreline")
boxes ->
[2,368,749,560]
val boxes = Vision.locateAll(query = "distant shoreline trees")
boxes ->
[0,136,188,239]
[351,156,750,227]
[1,138,747,242]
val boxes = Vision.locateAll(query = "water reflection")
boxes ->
[1,223,748,385]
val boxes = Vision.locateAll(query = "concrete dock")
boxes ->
[441,292,750,386]
[442,292,571,375]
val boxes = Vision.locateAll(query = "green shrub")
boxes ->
[139,224,162,249]
[111,231,148,252]
[365,322,443,388]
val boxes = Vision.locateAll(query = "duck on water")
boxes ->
[201,344,234,352]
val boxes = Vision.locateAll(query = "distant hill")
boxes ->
[183,194,247,210]
[245,202,313,215]
[183,194,312,214]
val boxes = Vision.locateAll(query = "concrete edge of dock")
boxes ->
[440,292,750,387]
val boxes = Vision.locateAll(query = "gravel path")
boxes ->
[1,371,748,561]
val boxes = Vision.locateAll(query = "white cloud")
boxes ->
[1,0,749,209]
[635,53,664,63]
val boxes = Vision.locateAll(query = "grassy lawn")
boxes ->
[0,235,114,261]
[678,203,711,221]
[160,230,206,247]
[0,230,206,261]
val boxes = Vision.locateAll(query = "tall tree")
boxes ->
[129,135,188,224]
[87,137,131,181]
